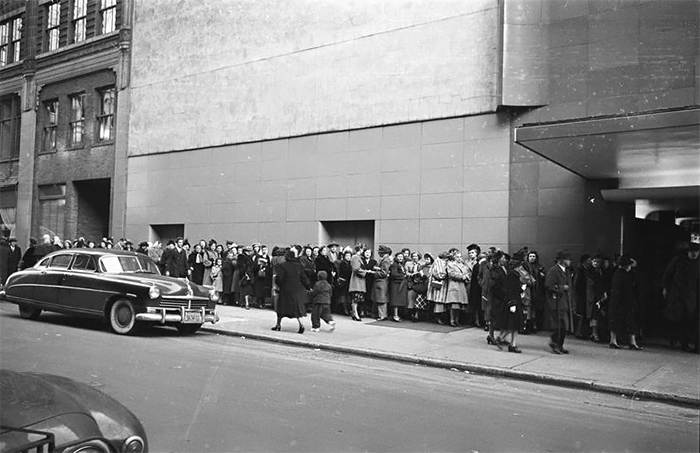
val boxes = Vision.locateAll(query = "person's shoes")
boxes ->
[329,321,336,332]
[437,319,445,325]
[271,325,281,331]
[560,347,569,354]
[310,328,320,332]
[508,345,522,353]
[590,335,601,343]
[376,317,387,321]
[609,343,621,349]
[450,321,457,327]
[392,317,401,322]
[629,344,643,350]
[352,315,361,321]
[487,335,504,350]
[549,341,562,354]
[298,325,305,334]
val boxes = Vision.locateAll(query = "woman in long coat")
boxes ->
[427,252,449,324]
[237,246,255,309]
[272,247,310,333]
[221,251,236,306]
[445,248,469,327]
[389,252,408,322]
[349,246,370,321]
[488,251,508,345]
[608,255,642,350]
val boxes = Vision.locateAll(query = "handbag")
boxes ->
[415,294,428,311]
[411,276,428,295]
[429,279,443,290]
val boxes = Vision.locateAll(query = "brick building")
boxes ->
[0,0,132,246]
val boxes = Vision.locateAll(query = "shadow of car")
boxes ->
[0,369,147,453]
[0,249,219,335]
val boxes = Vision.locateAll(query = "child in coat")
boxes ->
[310,270,336,332]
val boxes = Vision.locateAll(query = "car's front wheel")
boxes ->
[176,324,202,335]
[18,305,41,320]
[109,299,138,335]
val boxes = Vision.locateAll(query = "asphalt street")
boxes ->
[1,303,698,453]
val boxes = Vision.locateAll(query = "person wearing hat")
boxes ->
[271,247,310,333]
[608,255,642,350]
[545,250,574,354]
[662,242,699,353]
[237,245,255,309]
[371,245,393,321]
[136,241,149,255]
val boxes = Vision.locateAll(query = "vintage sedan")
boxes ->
[0,369,147,453]
[0,249,219,335]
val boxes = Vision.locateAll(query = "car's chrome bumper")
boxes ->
[135,307,219,324]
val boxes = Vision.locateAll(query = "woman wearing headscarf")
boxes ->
[445,248,469,327]
[271,247,310,333]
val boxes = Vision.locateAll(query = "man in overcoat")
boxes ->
[545,250,573,354]
[165,238,188,278]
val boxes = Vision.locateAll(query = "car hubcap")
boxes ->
[116,306,132,325]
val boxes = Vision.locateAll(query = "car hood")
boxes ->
[0,370,146,448]
[104,273,210,297]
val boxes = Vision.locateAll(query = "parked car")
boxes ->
[0,249,219,335]
[0,369,147,453]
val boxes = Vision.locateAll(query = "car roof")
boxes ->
[45,249,144,258]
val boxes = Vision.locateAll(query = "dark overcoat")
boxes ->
[275,256,309,318]
[545,263,573,331]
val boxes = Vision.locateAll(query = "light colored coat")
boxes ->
[349,254,368,293]
[427,257,448,303]
[446,259,469,305]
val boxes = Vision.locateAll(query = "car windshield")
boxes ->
[100,255,160,274]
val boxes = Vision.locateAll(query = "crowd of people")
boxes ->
[1,233,698,354]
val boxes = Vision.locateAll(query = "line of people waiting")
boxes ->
[2,234,697,353]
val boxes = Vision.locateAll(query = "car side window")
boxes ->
[48,254,73,269]
[72,254,97,272]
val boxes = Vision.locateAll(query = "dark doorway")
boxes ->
[321,220,375,251]
[625,216,689,339]
[150,224,185,245]
[74,179,110,240]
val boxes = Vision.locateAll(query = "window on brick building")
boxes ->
[38,184,66,240]
[72,0,88,44]
[69,93,85,146]
[46,1,61,51]
[0,186,17,239]
[0,95,21,161]
[43,100,59,152]
[1,16,23,66]
[100,0,117,35]
[97,87,115,141]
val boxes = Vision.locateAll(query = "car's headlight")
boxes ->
[209,289,219,302]
[148,286,161,299]
[67,440,110,453]
[122,435,146,453]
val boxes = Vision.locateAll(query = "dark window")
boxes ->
[0,16,22,66]
[96,87,115,141]
[38,184,66,240]
[0,186,17,238]
[100,0,117,34]
[43,99,59,152]
[48,254,73,269]
[72,254,97,271]
[0,95,21,161]
[46,1,61,51]
[69,93,85,146]
[72,0,88,44]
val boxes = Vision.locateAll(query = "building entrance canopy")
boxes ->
[515,108,700,215]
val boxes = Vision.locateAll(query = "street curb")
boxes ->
[202,326,700,409]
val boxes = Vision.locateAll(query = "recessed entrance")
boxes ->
[320,220,375,251]
[74,179,110,240]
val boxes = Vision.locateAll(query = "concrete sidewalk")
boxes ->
[203,304,700,408]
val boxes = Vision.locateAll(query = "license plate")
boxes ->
[183,310,203,324]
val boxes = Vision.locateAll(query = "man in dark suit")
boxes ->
[164,237,188,278]
[7,237,21,276]
[545,250,573,354]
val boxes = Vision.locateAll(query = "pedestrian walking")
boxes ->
[271,247,309,333]
[310,270,336,332]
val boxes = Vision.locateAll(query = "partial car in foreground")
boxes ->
[0,369,147,453]
[0,249,219,335]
